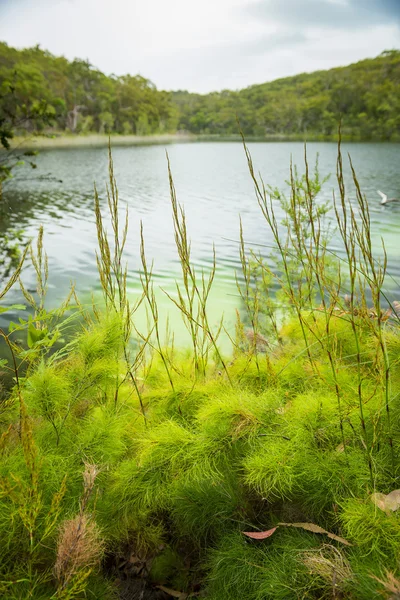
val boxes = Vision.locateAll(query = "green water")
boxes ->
[1,141,400,348]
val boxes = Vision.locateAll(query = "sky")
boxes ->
[0,0,399,93]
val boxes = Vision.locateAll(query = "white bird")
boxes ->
[377,190,399,205]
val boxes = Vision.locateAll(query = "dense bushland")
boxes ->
[0,41,399,141]
[0,141,400,599]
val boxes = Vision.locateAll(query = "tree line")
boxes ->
[1,41,399,142]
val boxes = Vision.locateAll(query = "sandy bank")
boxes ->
[10,132,198,150]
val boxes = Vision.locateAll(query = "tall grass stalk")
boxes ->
[334,140,374,480]
[240,132,398,478]
[165,153,231,384]
[139,222,175,392]
[347,155,394,475]
[94,143,146,418]
[241,137,319,377]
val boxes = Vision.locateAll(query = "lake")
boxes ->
[1,141,400,348]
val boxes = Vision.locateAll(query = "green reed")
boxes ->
[239,130,398,484]
[164,153,231,383]
[94,143,147,418]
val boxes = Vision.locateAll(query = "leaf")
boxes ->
[371,492,387,511]
[0,304,26,314]
[383,490,400,512]
[242,527,277,540]
[370,490,400,512]
[27,322,48,348]
[278,522,352,546]
[8,321,19,332]
[156,585,188,599]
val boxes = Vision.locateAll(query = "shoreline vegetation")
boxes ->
[9,132,197,150]
[0,139,400,599]
[8,130,399,152]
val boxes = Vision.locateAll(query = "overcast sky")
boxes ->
[0,0,399,93]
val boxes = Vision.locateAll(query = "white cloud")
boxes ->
[0,0,399,92]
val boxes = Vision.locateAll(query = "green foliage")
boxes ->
[0,41,178,141]
[172,50,400,140]
[0,56,55,183]
[206,529,324,600]
[25,362,70,432]
[1,41,400,147]
[149,546,188,588]
[341,499,400,560]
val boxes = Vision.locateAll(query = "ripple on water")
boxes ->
[2,141,400,336]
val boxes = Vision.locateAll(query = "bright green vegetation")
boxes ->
[0,41,176,138]
[1,41,399,145]
[0,140,400,599]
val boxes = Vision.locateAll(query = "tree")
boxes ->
[1,41,399,143]
[0,66,54,185]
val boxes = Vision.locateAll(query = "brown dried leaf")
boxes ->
[278,522,352,546]
[156,585,188,599]
[371,490,400,512]
[382,308,392,321]
[129,554,141,564]
[371,492,387,511]
[371,570,400,595]
[242,527,277,540]
[384,490,400,512]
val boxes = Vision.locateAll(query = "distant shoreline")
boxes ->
[8,132,398,151]
[10,133,197,151]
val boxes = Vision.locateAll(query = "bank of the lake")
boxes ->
[8,130,388,152]
[10,132,197,151]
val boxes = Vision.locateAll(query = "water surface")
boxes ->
[1,141,400,346]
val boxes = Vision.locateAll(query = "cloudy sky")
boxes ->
[0,0,399,93]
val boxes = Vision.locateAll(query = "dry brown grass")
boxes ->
[371,571,400,599]
[54,513,104,590]
[244,329,270,352]
[302,544,353,597]
[54,462,104,594]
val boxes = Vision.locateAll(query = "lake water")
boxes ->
[1,141,400,348]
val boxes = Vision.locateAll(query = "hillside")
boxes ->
[173,50,400,139]
[1,42,399,140]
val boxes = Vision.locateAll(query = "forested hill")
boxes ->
[1,41,399,141]
[174,50,400,140]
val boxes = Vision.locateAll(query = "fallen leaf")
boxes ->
[278,522,352,546]
[370,489,400,512]
[129,554,141,564]
[382,308,392,321]
[242,527,277,540]
[157,585,188,599]
[384,490,400,512]
[371,492,387,511]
